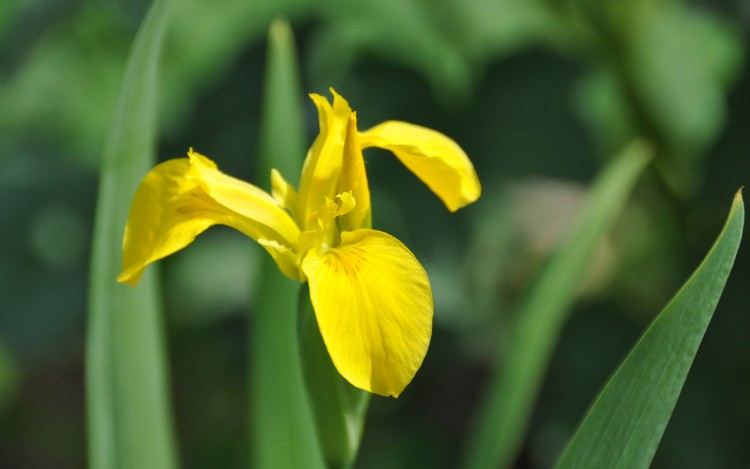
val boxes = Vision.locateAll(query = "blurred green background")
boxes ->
[1,0,749,467]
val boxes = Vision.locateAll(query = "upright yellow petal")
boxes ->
[301,229,433,397]
[297,89,352,230]
[337,112,371,232]
[270,168,298,215]
[118,152,301,285]
[359,121,481,212]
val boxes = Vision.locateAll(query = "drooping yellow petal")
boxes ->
[118,151,301,285]
[186,150,300,243]
[337,112,371,232]
[297,89,352,230]
[301,229,433,397]
[359,121,481,212]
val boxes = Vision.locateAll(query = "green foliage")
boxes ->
[0,1,20,49]
[463,141,652,469]
[0,0,309,168]
[1,0,747,466]
[311,0,474,104]
[571,0,742,194]
[250,19,324,469]
[0,341,18,416]
[0,4,130,165]
[86,0,178,468]
[298,286,370,469]
[556,191,744,468]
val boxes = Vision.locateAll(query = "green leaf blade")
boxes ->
[463,141,653,469]
[250,18,325,469]
[555,190,744,469]
[298,285,370,468]
[86,1,178,468]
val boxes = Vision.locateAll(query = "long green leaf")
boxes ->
[556,190,744,468]
[250,18,324,469]
[463,141,652,469]
[86,1,177,468]
[298,286,370,468]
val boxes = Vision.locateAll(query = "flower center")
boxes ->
[298,192,356,257]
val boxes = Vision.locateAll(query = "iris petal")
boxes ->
[297,89,352,230]
[337,113,371,232]
[270,168,298,215]
[359,121,481,212]
[186,151,300,242]
[301,229,433,397]
[118,151,300,285]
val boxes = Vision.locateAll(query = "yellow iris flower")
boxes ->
[117,89,480,397]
